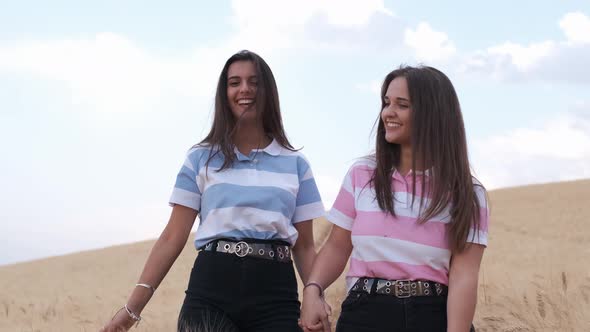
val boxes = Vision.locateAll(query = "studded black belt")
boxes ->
[201,239,292,263]
[351,277,448,298]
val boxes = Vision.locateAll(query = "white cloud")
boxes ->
[232,0,392,28]
[0,1,410,112]
[486,41,556,71]
[229,0,400,52]
[459,12,590,83]
[559,11,590,45]
[0,33,224,113]
[471,108,590,189]
[404,22,457,62]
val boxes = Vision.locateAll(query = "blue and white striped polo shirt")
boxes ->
[169,139,325,249]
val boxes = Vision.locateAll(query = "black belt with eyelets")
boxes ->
[351,277,448,298]
[201,239,292,263]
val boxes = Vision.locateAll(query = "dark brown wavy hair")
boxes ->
[371,65,485,252]
[199,50,294,171]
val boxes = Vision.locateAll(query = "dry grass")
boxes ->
[1,179,589,331]
[469,180,590,331]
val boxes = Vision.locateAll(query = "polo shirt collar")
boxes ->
[392,168,432,182]
[261,139,282,156]
[233,139,282,159]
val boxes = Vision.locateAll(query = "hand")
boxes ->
[300,288,332,332]
[99,307,137,332]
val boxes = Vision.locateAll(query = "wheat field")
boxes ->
[1,180,589,331]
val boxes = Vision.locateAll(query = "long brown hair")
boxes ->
[371,65,485,252]
[199,50,294,170]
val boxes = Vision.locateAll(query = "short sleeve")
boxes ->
[168,149,202,212]
[325,165,357,230]
[292,156,325,223]
[467,182,489,246]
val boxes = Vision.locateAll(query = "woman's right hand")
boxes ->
[99,307,137,332]
[300,287,332,332]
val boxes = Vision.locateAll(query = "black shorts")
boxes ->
[178,250,302,332]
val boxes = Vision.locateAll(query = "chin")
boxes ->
[384,136,399,144]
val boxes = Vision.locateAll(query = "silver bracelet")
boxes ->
[136,283,156,293]
[124,304,142,326]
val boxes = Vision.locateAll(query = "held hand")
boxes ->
[99,307,136,332]
[323,300,332,319]
[302,300,332,332]
[300,288,332,332]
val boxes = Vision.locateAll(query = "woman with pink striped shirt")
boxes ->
[300,66,489,332]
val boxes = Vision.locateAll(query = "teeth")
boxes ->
[238,99,254,105]
[385,121,401,128]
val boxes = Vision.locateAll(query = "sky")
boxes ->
[1,0,589,266]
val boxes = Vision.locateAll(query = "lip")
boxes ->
[384,119,402,128]
[236,98,255,106]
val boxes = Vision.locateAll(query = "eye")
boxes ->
[398,103,409,109]
[228,80,240,87]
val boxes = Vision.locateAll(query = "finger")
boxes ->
[298,318,305,329]
[321,316,331,332]
[325,303,333,316]
[300,317,316,330]
[302,325,316,332]
[308,321,323,329]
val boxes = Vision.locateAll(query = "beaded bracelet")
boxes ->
[124,304,142,326]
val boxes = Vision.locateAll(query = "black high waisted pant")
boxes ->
[178,250,302,332]
[336,290,476,332]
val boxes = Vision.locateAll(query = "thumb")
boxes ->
[324,302,332,315]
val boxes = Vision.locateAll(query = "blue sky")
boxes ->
[1,0,589,265]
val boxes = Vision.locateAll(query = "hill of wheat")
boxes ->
[1,180,589,331]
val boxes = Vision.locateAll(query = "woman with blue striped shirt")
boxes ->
[101,50,324,332]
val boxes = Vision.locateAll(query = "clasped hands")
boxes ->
[299,287,333,332]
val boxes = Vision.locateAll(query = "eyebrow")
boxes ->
[383,96,410,102]
[228,75,257,80]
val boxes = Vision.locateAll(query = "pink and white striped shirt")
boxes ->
[326,158,489,289]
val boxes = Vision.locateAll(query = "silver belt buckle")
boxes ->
[394,279,412,298]
[234,241,249,257]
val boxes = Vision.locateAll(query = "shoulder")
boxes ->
[348,156,377,175]
[276,147,313,168]
[278,146,307,159]
[471,177,489,208]
[336,157,376,189]
[185,144,216,164]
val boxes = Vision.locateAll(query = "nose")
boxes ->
[382,104,396,117]
[238,81,253,94]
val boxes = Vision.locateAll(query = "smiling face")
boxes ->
[227,60,258,122]
[381,76,412,147]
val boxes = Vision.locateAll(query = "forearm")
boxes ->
[447,275,478,332]
[121,206,197,315]
[293,244,316,284]
[307,240,350,291]
[126,227,192,314]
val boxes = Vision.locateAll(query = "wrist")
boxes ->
[303,282,324,298]
[123,304,142,326]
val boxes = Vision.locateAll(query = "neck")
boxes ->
[233,121,270,155]
[397,144,425,176]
